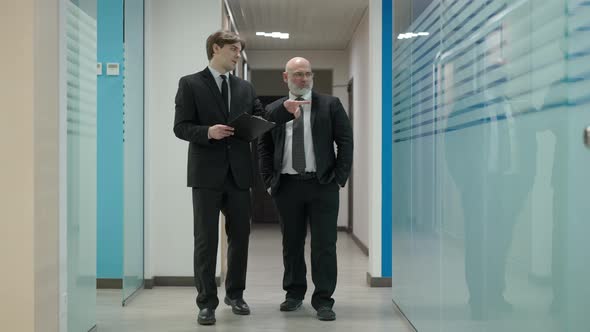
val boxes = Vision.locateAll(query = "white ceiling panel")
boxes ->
[227,0,369,50]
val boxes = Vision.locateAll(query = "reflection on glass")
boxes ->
[65,0,97,330]
[392,0,590,331]
[441,25,537,319]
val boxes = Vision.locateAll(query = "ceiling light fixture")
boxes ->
[256,31,289,39]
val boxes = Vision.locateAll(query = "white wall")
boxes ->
[145,0,222,278]
[347,9,371,248]
[247,50,351,227]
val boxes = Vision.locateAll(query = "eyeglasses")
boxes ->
[290,71,314,79]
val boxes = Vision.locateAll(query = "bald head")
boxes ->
[285,57,311,72]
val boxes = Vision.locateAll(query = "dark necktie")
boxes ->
[220,74,229,112]
[292,97,306,173]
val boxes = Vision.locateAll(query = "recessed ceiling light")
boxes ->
[256,31,289,39]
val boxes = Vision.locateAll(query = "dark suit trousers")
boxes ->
[273,175,339,310]
[192,171,251,309]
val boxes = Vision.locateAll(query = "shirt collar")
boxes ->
[208,65,230,79]
[289,90,312,101]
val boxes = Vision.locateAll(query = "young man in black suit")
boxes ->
[258,57,353,321]
[173,30,299,326]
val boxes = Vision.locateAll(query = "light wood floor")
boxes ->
[97,224,414,331]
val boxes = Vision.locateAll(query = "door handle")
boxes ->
[585,126,590,148]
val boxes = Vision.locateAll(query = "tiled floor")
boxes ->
[96,224,413,331]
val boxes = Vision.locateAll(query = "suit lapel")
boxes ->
[276,97,289,165]
[199,67,228,120]
[310,92,319,132]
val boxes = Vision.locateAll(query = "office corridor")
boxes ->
[96,224,409,331]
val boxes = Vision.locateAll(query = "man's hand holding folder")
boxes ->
[228,113,276,142]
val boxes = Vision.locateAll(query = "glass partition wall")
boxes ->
[65,0,98,330]
[392,0,590,331]
[63,0,145,328]
[122,0,145,305]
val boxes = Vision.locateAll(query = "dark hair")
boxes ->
[206,30,245,60]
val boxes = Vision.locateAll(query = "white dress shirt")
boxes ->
[281,91,317,174]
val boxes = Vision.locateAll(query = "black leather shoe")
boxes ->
[224,296,251,315]
[280,298,302,311]
[197,308,216,325]
[316,306,336,321]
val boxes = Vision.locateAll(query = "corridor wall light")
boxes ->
[256,31,289,39]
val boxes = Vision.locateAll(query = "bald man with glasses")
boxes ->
[258,57,353,321]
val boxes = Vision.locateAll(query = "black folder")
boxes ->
[229,113,276,142]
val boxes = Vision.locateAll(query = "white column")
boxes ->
[368,0,383,278]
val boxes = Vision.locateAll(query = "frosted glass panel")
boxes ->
[392,0,590,331]
[122,0,145,305]
[65,0,97,331]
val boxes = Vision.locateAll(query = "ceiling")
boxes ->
[226,0,369,50]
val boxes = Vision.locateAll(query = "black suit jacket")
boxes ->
[258,92,353,194]
[173,67,292,190]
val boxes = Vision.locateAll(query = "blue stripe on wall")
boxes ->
[382,0,393,278]
[97,0,124,279]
